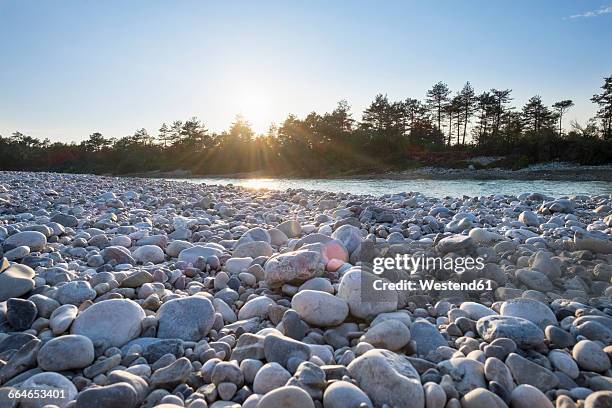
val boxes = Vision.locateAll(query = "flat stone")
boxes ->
[476,315,544,348]
[150,357,192,389]
[411,320,448,357]
[505,353,559,392]
[500,298,557,329]
[263,334,311,368]
[0,264,35,302]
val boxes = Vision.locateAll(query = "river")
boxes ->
[166,177,612,198]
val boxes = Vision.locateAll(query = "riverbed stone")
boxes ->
[71,298,145,349]
[0,264,35,301]
[476,315,544,348]
[291,290,348,327]
[156,296,215,341]
[38,334,95,371]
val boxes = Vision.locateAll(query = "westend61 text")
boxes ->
[372,279,493,291]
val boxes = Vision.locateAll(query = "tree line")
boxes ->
[1,76,610,176]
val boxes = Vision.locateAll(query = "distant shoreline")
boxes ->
[123,163,612,182]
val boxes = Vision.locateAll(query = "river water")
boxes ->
[166,177,611,198]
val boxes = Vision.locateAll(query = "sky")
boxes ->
[0,1,611,142]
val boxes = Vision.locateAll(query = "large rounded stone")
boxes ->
[476,315,544,348]
[178,245,223,265]
[156,296,215,341]
[438,358,486,396]
[71,299,145,349]
[573,340,611,372]
[337,268,398,319]
[291,290,348,327]
[461,388,507,408]
[347,349,424,408]
[411,320,448,357]
[277,220,302,238]
[264,250,325,288]
[75,382,137,408]
[323,381,373,408]
[133,244,165,264]
[100,245,135,265]
[363,319,411,351]
[253,362,291,394]
[256,385,315,408]
[38,334,95,371]
[510,384,553,408]
[21,372,78,408]
[5,231,47,251]
[500,298,557,329]
[55,281,96,305]
[331,225,362,254]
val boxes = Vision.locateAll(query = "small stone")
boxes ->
[363,319,411,351]
[256,385,315,408]
[573,340,611,372]
[461,388,507,408]
[323,380,373,408]
[509,384,553,408]
[150,357,192,389]
[253,362,291,394]
[291,290,348,327]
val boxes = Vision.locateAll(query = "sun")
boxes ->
[235,87,272,134]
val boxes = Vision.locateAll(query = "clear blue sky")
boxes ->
[1,0,611,142]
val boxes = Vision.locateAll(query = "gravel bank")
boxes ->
[0,171,610,408]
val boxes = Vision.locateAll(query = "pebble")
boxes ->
[510,384,554,408]
[37,334,95,371]
[291,290,349,327]
[572,340,611,372]
[71,299,145,348]
[156,296,215,341]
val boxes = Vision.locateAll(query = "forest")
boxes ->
[1,76,611,177]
